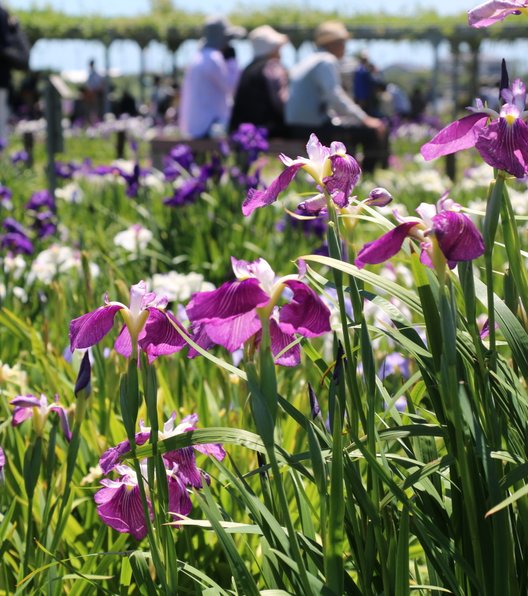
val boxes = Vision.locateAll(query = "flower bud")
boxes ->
[365,187,393,207]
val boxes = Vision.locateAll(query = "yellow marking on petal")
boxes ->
[120,309,150,344]
[505,114,517,126]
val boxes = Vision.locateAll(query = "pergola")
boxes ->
[17,8,528,111]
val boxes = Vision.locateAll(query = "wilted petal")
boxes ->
[355,222,419,269]
[269,318,301,367]
[139,309,187,363]
[431,211,485,264]
[420,113,488,160]
[70,304,123,350]
[279,280,331,338]
[475,118,528,178]
[468,0,526,28]
[186,279,269,323]
[242,163,303,216]
[324,153,361,208]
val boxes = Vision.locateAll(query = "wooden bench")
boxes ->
[150,135,308,170]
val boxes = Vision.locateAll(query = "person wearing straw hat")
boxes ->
[178,15,246,139]
[285,20,388,172]
[229,25,289,138]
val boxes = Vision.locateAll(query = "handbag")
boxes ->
[1,18,30,71]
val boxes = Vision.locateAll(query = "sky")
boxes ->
[7,0,480,17]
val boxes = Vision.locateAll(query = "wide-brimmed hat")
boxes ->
[203,16,246,49]
[314,21,350,47]
[249,25,289,58]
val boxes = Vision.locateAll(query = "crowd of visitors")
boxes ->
[0,7,433,172]
[177,17,424,172]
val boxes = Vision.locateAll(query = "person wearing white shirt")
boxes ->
[178,16,245,139]
[285,21,388,173]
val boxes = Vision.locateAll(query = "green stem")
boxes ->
[325,194,366,436]
[482,173,505,371]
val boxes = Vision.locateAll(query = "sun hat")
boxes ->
[203,16,247,50]
[314,21,350,47]
[249,25,289,58]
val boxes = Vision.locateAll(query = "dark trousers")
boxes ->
[287,122,389,173]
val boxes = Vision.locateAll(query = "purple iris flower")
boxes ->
[95,463,155,540]
[0,232,33,254]
[355,195,485,270]
[69,280,188,363]
[119,163,142,198]
[55,161,80,179]
[186,257,331,367]
[1,219,33,254]
[164,177,206,207]
[163,144,195,181]
[0,184,12,204]
[33,210,57,239]
[242,134,361,216]
[10,150,29,166]
[421,77,528,178]
[95,413,225,540]
[100,412,225,476]
[10,393,72,441]
[468,1,528,27]
[230,123,269,164]
[26,190,56,212]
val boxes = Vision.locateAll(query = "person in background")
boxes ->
[0,4,11,143]
[229,25,289,138]
[285,21,387,173]
[178,16,246,139]
[353,50,380,115]
[85,59,104,123]
[150,74,173,122]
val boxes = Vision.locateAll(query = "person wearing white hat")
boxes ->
[178,15,246,139]
[229,25,289,137]
[285,21,387,172]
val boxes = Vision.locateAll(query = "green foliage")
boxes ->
[0,120,527,595]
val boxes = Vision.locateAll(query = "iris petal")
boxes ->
[95,482,150,540]
[468,0,526,28]
[475,118,528,178]
[269,318,301,367]
[432,211,485,263]
[324,153,361,207]
[242,163,303,216]
[69,304,123,350]
[279,280,331,338]
[186,278,269,322]
[420,113,488,160]
[355,222,420,269]
[139,309,188,363]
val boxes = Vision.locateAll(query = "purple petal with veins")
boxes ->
[420,113,489,160]
[279,280,331,338]
[242,163,303,216]
[69,304,123,350]
[355,222,419,269]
